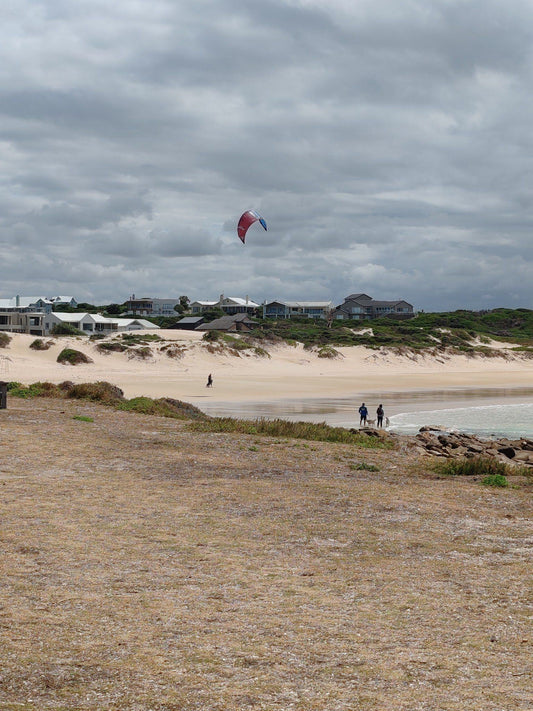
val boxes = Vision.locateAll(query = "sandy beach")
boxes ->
[1,331,532,416]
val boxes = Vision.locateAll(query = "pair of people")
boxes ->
[358,402,385,427]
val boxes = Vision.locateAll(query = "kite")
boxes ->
[237,210,267,244]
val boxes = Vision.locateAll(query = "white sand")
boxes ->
[1,330,532,405]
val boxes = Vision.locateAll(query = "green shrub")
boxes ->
[29,339,53,351]
[7,381,62,398]
[128,346,152,359]
[317,345,341,359]
[481,474,509,488]
[117,396,205,420]
[349,462,380,471]
[188,417,391,448]
[96,341,128,353]
[120,333,162,344]
[64,381,125,404]
[57,348,93,365]
[202,330,221,342]
[433,457,509,477]
[0,333,11,348]
[51,323,85,336]
[73,415,94,423]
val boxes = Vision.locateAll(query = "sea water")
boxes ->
[389,402,533,439]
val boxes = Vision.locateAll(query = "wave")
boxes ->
[389,402,533,439]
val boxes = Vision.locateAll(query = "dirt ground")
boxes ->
[1,398,531,710]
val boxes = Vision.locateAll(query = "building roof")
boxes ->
[111,318,159,329]
[177,316,205,324]
[0,296,52,308]
[222,297,260,307]
[51,312,91,322]
[266,300,333,308]
[196,313,256,331]
[345,293,373,302]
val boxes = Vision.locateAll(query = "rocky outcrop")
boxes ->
[414,427,533,466]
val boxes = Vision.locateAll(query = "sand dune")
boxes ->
[1,330,532,404]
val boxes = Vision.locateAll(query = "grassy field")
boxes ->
[1,398,532,710]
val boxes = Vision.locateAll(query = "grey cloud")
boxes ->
[0,0,531,310]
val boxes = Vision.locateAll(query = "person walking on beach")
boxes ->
[206,373,213,388]
[376,403,384,428]
[358,402,368,426]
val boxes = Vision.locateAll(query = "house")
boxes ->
[0,296,54,335]
[170,316,205,330]
[332,293,414,321]
[0,310,46,336]
[0,296,54,313]
[190,300,219,315]
[195,313,256,332]
[49,296,78,309]
[190,294,260,316]
[111,318,159,332]
[218,295,260,315]
[45,313,159,335]
[124,295,182,317]
[263,300,333,320]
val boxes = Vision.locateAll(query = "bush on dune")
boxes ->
[57,348,93,365]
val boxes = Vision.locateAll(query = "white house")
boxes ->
[190,294,260,315]
[45,313,159,335]
[190,300,219,314]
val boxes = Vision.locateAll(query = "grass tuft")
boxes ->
[349,461,380,471]
[188,417,391,447]
[433,457,509,478]
[481,473,509,487]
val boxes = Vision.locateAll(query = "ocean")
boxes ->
[200,387,533,440]
[389,402,533,439]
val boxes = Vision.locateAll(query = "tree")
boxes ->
[174,295,191,315]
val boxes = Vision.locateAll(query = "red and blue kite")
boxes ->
[237,210,267,244]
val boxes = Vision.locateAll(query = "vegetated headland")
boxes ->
[0,377,532,709]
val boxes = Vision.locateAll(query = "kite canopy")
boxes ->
[237,210,267,244]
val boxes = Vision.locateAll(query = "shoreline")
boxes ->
[1,331,532,421]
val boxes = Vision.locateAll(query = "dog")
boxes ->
[366,418,375,426]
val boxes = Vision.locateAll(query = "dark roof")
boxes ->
[177,316,205,324]
[196,313,255,331]
[346,293,372,302]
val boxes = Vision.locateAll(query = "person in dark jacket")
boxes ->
[206,373,213,388]
[358,403,368,426]
[376,403,384,428]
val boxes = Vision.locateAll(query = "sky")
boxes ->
[1,0,533,311]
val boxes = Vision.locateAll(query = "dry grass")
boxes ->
[0,398,532,710]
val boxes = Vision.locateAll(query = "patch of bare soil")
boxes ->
[0,398,531,710]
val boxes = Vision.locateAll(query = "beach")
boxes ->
[2,330,532,403]
[2,331,532,434]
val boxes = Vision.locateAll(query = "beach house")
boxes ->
[262,300,334,320]
[332,294,414,321]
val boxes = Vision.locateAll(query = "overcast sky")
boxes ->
[2,0,533,311]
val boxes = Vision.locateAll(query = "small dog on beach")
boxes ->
[366,418,375,426]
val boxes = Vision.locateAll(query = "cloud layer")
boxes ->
[1,0,532,310]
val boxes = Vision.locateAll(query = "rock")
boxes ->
[498,446,516,459]
[512,451,533,463]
